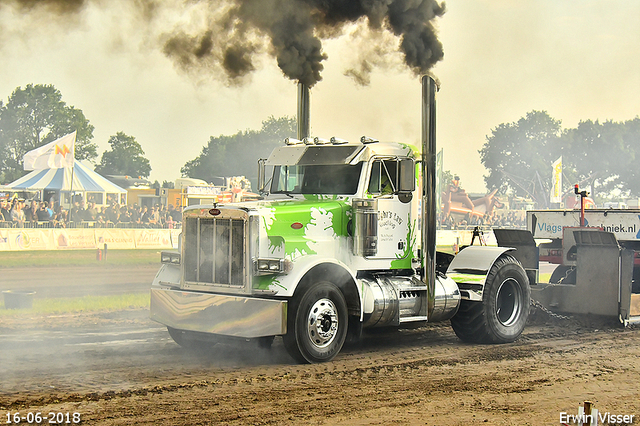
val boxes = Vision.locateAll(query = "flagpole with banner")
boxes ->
[69,142,76,226]
[550,156,562,206]
[22,131,77,224]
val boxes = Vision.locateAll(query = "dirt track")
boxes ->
[1,266,639,425]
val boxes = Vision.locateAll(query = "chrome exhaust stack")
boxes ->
[422,76,438,319]
[359,76,459,327]
[297,82,310,140]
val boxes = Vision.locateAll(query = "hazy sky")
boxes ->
[1,1,638,193]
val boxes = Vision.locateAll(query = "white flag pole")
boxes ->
[68,164,76,225]
[67,132,77,227]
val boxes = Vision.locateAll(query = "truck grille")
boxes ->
[184,217,246,286]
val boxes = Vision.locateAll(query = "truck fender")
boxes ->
[273,254,359,294]
[446,246,515,301]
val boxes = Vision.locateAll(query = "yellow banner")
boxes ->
[0,229,50,251]
[0,228,175,251]
[95,229,136,249]
[134,229,173,249]
[53,229,97,249]
[0,229,10,251]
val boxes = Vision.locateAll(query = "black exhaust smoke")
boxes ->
[8,0,446,87]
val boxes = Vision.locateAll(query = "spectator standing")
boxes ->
[130,204,141,225]
[96,209,107,227]
[36,202,51,222]
[106,203,120,225]
[164,209,175,229]
[0,199,11,223]
[168,204,182,224]
[118,206,132,226]
[141,205,151,226]
[45,201,54,219]
[11,200,26,227]
[51,205,66,227]
[150,206,160,227]
[86,202,98,221]
[70,202,82,224]
[24,200,38,224]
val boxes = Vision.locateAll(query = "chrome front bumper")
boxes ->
[150,287,287,338]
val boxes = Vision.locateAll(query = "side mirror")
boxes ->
[257,159,266,193]
[398,159,415,192]
[398,159,415,203]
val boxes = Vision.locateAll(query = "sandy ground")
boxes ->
[0,266,639,425]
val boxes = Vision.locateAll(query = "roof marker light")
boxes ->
[303,137,315,145]
[314,137,331,145]
[285,137,303,145]
[361,136,379,144]
[330,137,349,145]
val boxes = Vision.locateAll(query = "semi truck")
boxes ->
[150,76,533,363]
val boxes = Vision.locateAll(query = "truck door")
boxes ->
[367,159,412,261]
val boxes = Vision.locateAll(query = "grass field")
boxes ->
[0,249,551,315]
[0,249,162,267]
[0,293,150,316]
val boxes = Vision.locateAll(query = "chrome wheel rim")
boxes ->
[495,278,522,326]
[307,298,339,348]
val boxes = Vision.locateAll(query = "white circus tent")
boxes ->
[5,161,127,208]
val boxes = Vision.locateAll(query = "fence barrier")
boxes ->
[0,228,499,252]
[0,228,181,251]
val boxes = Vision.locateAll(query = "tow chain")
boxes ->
[530,298,573,320]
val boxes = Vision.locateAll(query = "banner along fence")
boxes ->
[0,228,181,251]
[0,229,495,252]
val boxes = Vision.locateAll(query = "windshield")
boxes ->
[270,164,363,195]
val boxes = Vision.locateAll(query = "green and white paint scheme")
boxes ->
[243,141,420,297]
[150,76,532,363]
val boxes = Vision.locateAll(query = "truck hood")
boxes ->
[249,195,351,260]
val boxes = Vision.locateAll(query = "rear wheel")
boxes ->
[283,281,348,363]
[451,254,530,343]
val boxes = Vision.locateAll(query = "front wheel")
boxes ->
[451,254,530,343]
[283,281,348,363]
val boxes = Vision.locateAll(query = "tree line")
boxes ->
[480,110,640,207]
[0,84,151,183]
[2,84,638,205]
[0,84,294,189]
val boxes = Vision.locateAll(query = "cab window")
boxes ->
[368,160,398,195]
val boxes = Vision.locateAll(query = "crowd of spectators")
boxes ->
[439,210,527,230]
[0,198,183,229]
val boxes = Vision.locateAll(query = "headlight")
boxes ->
[254,258,284,275]
[161,251,181,265]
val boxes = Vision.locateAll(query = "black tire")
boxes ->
[549,265,576,284]
[451,254,530,344]
[283,281,348,363]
